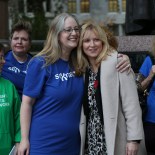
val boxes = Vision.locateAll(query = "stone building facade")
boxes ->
[0,0,126,39]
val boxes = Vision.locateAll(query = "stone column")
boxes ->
[90,0,108,24]
[0,0,9,39]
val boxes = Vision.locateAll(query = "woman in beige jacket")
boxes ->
[78,22,147,155]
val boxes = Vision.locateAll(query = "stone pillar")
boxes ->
[90,0,108,24]
[0,0,9,39]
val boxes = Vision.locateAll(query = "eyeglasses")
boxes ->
[62,27,81,34]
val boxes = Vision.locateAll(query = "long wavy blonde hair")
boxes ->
[77,21,116,73]
[35,13,80,69]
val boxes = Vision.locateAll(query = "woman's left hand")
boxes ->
[14,143,19,155]
[116,53,131,73]
[126,142,139,155]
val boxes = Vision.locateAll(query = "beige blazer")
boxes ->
[80,51,147,155]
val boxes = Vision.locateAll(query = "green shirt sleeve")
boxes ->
[13,85,21,143]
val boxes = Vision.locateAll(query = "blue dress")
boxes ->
[23,57,84,155]
[139,56,155,123]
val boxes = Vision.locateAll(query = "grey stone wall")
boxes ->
[117,35,154,52]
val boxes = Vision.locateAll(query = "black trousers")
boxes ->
[144,122,155,154]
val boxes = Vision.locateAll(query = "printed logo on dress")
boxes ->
[55,71,75,81]
[0,94,9,107]
[8,67,27,74]
[22,70,27,74]
[8,66,20,73]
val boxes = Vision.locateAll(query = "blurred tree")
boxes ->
[8,0,66,53]
[30,0,48,39]
[9,0,48,40]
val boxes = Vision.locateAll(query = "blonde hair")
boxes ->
[36,13,80,68]
[77,21,114,73]
[103,26,118,50]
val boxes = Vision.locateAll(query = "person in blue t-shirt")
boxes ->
[1,20,33,99]
[18,13,131,155]
[136,41,155,155]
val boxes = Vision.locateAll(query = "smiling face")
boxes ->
[82,30,103,61]
[59,17,80,53]
[11,30,31,56]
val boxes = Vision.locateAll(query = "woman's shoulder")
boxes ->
[29,56,45,65]
[104,50,118,63]
[107,50,118,57]
[4,50,13,59]
[25,56,46,73]
[101,50,118,70]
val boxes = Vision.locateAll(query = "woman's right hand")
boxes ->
[17,139,30,155]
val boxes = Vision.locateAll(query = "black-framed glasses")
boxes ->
[62,27,81,34]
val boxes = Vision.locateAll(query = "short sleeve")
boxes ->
[139,56,152,78]
[23,57,48,98]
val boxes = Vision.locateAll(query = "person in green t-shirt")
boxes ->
[0,43,21,155]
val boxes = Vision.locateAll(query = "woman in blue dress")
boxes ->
[18,13,131,155]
